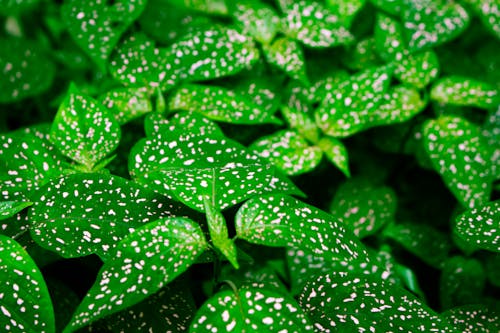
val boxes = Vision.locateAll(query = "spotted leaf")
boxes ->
[317,136,350,177]
[315,66,393,138]
[430,76,500,109]
[454,200,500,252]
[28,173,192,260]
[341,37,382,71]
[402,0,470,51]
[0,235,55,333]
[189,285,313,332]
[280,0,354,48]
[230,0,280,44]
[0,38,55,103]
[441,304,500,333]
[466,0,500,40]
[50,84,121,171]
[281,106,320,144]
[64,217,208,333]
[144,111,223,138]
[0,201,32,221]
[235,194,369,262]
[232,77,281,114]
[166,0,228,15]
[329,179,397,238]
[129,133,302,211]
[326,0,366,27]
[62,0,147,71]
[374,13,405,61]
[98,87,152,125]
[423,116,494,208]
[249,130,323,176]
[299,272,451,332]
[370,0,402,15]
[263,37,308,85]
[168,84,281,125]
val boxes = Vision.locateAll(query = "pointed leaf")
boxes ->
[64,217,207,332]
[341,37,382,71]
[99,87,152,125]
[431,76,500,109]
[326,0,366,27]
[317,136,350,177]
[466,0,500,40]
[0,201,32,221]
[263,37,308,85]
[0,235,55,333]
[230,0,281,44]
[441,304,500,333]
[281,106,320,144]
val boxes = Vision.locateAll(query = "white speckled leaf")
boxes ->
[0,235,55,333]
[0,201,32,221]
[299,272,452,333]
[329,179,397,238]
[317,136,350,177]
[144,111,223,138]
[250,130,323,176]
[281,105,320,144]
[50,84,121,170]
[370,0,402,15]
[129,133,302,211]
[431,76,500,109]
[374,13,406,61]
[235,194,369,262]
[315,66,393,138]
[423,116,494,208]
[230,0,280,44]
[402,0,470,51]
[263,37,308,85]
[281,0,354,48]
[167,0,228,15]
[64,217,207,333]
[62,0,146,71]
[232,77,281,114]
[467,0,500,40]
[98,87,152,125]
[454,200,500,252]
[0,38,55,103]
[168,84,281,125]
[326,0,366,27]
[28,173,191,259]
[441,304,500,333]
[189,286,313,332]
[341,37,382,71]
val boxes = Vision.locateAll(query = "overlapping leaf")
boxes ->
[0,201,32,220]
[230,0,280,44]
[144,111,223,138]
[99,87,152,125]
[326,0,366,27]
[441,304,500,333]
[263,37,308,85]
[466,0,500,40]
[341,37,382,71]
[431,76,500,109]
[317,136,350,177]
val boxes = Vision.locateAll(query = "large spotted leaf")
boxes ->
[326,0,366,27]
[63,217,208,333]
[168,84,281,125]
[145,111,223,139]
[299,272,452,332]
[466,0,500,40]
[263,37,308,85]
[235,194,369,262]
[431,76,500,109]
[423,116,494,208]
[441,304,500,333]
[454,200,500,252]
[329,179,397,238]
[315,66,392,138]
[281,105,320,144]
[129,133,302,211]
[28,173,192,260]
[189,285,313,332]
[50,84,121,171]
[0,38,55,103]
[62,0,147,71]
[402,0,470,51]
[98,87,152,125]
[317,136,351,177]
[280,0,353,48]
[249,130,323,176]
[0,201,32,220]
[0,235,55,333]
[230,0,281,44]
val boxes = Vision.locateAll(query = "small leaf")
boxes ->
[317,136,350,177]
[441,304,500,333]
[144,111,223,138]
[466,0,500,40]
[98,87,152,125]
[64,217,207,332]
[374,13,406,61]
[235,194,369,262]
[50,83,121,170]
[0,201,32,221]
[454,200,500,252]
[232,77,281,114]
[281,0,354,48]
[168,84,281,125]
[249,130,323,176]
[423,116,494,208]
[166,0,228,15]
[62,0,147,70]
[329,178,397,238]
[431,76,500,109]
[0,235,55,333]
[0,38,55,103]
[370,0,402,15]
[281,105,320,144]
[395,50,440,88]
[341,37,382,71]
[263,37,309,85]
[326,0,366,27]
[230,0,281,44]
[189,285,313,332]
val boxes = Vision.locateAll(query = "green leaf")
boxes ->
[281,106,320,144]
[189,285,313,332]
[341,37,383,71]
[0,0,39,15]
[441,304,500,333]
[61,0,147,71]
[315,66,393,138]
[0,235,55,333]
[423,116,494,208]
[281,0,354,48]
[230,0,280,44]
[29,173,191,259]
[50,83,121,170]
[430,76,500,109]
[440,256,486,310]
[0,201,32,221]
[263,37,308,85]
[383,222,452,268]
[144,111,223,138]
[317,136,350,177]
[402,0,470,51]
[168,84,281,125]
[299,272,451,332]
[329,179,397,238]
[370,0,402,15]
[165,0,228,15]
[326,0,366,27]
[129,132,302,211]
[466,0,500,40]
[395,50,440,88]
[232,77,281,114]
[98,87,152,125]
[64,217,207,332]
[249,130,323,176]
[484,252,500,287]
[235,194,369,262]
[454,200,500,252]
[0,38,55,103]
[374,13,405,61]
